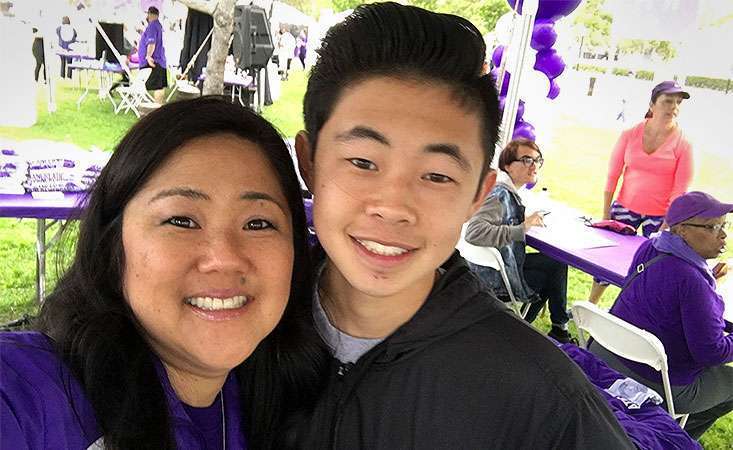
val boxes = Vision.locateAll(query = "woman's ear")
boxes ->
[294,131,314,192]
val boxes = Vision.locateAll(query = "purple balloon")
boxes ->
[513,120,536,141]
[516,99,525,121]
[530,20,557,51]
[507,0,583,21]
[491,45,505,67]
[490,67,499,82]
[534,48,565,80]
[498,97,525,123]
[497,70,511,96]
[547,78,560,99]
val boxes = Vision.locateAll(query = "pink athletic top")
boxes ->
[605,120,693,216]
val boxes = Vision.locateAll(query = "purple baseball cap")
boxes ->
[666,191,733,226]
[651,80,690,102]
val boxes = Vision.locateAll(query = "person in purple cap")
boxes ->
[590,191,733,440]
[590,80,694,303]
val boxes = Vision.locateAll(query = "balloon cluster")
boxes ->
[493,0,582,141]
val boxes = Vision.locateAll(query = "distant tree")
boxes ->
[331,0,365,13]
[281,0,333,18]
[178,0,236,96]
[573,0,612,47]
[618,39,677,61]
[409,0,493,34]
[479,0,510,32]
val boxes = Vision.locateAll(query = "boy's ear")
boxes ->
[468,170,496,218]
[294,131,315,191]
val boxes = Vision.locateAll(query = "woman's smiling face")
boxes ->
[121,133,294,380]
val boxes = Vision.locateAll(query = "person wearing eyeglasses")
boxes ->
[590,81,694,303]
[589,191,733,440]
[465,138,572,343]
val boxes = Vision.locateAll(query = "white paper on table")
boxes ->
[530,216,619,250]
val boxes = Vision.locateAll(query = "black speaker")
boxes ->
[232,5,274,69]
[96,22,124,64]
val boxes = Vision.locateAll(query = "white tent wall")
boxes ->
[0,15,37,126]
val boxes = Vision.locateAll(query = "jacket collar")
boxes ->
[371,252,509,364]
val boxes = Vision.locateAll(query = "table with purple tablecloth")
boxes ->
[526,226,647,287]
[0,193,86,220]
[0,193,87,301]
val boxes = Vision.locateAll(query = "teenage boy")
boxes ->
[295,3,634,448]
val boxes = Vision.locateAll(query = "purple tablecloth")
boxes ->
[526,227,647,286]
[0,193,87,220]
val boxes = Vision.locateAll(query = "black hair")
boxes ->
[35,96,327,449]
[303,2,501,181]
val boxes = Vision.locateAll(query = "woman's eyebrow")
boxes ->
[148,187,209,204]
[240,191,288,215]
[148,189,287,214]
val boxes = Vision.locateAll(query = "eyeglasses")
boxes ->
[513,156,544,168]
[681,222,729,233]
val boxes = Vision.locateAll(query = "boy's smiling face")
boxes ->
[297,76,495,302]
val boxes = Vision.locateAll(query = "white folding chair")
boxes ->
[571,301,689,428]
[115,68,154,117]
[456,224,531,318]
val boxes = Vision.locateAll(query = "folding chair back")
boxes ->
[571,301,689,427]
[456,224,530,317]
[115,68,154,117]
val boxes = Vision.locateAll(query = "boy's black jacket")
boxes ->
[301,252,634,449]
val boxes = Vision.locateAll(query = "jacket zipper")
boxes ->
[330,362,354,449]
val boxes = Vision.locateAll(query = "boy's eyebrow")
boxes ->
[335,126,471,171]
[335,126,390,146]
[424,144,471,171]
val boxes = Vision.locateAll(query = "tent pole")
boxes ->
[166,28,214,102]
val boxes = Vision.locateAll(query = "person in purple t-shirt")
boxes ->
[0,98,327,450]
[138,6,167,103]
[590,191,733,440]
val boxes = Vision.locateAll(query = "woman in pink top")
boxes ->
[589,81,694,303]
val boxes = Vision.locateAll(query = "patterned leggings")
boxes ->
[595,201,665,285]
[609,201,664,238]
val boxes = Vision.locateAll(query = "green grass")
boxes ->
[1,73,731,447]
[261,70,308,137]
[0,79,137,151]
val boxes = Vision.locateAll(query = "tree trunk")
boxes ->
[177,0,236,96]
[203,0,236,95]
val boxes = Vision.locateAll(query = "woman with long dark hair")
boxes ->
[0,97,326,449]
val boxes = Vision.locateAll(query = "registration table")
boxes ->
[521,195,646,286]
[522,195,732,320]
[0,193,87,302]
[526,225,646,287]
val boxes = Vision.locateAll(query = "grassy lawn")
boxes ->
[1,71,731,447]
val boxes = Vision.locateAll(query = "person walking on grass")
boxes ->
[138,6,168,104]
